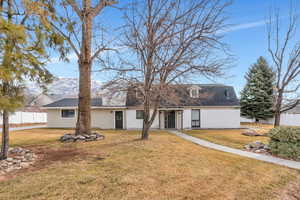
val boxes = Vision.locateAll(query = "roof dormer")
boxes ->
[189,85,201,98]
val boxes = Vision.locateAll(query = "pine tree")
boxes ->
[240,57,275,122]
[0,0,64,159]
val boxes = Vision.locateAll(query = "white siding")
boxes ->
[125,109,159,129]
[46,107,241,129]
[176,111,182,129]
[201,108,240,128]
[280,114,300,126]
[183,109,191,129]
[47,109,76,128]
[91,110,115,129]
[47,109,118,129]
[159,111,165,129]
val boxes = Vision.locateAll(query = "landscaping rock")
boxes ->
[0,147,36,175]
[244,141,270,154]
[59,132,105,143]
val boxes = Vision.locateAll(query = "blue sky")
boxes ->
[46,0,295,95]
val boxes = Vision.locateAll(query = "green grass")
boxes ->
[0,128,299,200]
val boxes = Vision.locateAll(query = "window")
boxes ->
[190,89,199,98]
[191,109,200,128]
[224,89,230,99]
[61,109,75,118]
[136,110,144,119]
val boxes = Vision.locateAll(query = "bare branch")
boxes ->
[92,0,118,17]
[106,0,231,138]
[91,47,117,61]
[66,0,82,19]
[268,2,300,126]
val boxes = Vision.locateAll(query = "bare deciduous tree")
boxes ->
[46,0,117,135]
[104,0,232,139]
[267,6,300,126]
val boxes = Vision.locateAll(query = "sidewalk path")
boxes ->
[169,130,300,170]
[0,125,47,132]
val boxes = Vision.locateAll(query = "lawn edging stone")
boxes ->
[0,147,37,175]
[242,129,264,136]
[59,133,105,142]
[244,141,270,154]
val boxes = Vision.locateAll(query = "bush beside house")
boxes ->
[268,127,300,161]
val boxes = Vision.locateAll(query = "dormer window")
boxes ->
[190,88,199,98]
[224,89,230,99]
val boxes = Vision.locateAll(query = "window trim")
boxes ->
[136,110,144,119]
[191,109,200,128]
[61,109,75,119]
[190,88,199,98]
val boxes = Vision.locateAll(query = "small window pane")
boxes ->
[191,109,200,128]
[191,89,198,98]
[136,110,144,119]
[61,109,75,118]
[191,110,200,120]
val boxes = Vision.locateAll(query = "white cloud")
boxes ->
[218,19,268,34]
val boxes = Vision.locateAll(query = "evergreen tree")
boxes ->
[0,0,64,159]
[240,57,275,122]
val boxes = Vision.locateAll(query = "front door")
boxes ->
[165,111,176,129]
[115,111,123,129]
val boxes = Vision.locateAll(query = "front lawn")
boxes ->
[184,129,270,150]
[0,128,299,200]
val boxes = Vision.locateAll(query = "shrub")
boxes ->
[268,127,300,161]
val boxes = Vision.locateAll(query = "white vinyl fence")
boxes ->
[280,113,300,126]
[241,113,300,126]
[0,111,47,125]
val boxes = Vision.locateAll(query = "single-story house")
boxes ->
[43,84,240,129]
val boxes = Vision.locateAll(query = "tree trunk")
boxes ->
[141,89,151,140]
[75,61,91,135]
[274,93,283,127]
[141,101,150,139]
[274,111,281,127]
[0,110,9,160]
[75,1,92,135]
[141,122,150,140]
[0,0,11,160]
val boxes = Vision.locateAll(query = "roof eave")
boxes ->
[43,106,127,109]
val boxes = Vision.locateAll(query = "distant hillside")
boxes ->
[25,77,103,106]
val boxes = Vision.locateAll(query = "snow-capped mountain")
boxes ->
[25,77,103,106]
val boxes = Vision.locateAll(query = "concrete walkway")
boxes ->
[169,130,300,170]
[0,125,46,132]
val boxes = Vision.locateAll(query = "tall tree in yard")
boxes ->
[267,4,300,126]
[240,57,275,122]
[0,0,56,159]
[105,0,231,139]
[45,0,117,135]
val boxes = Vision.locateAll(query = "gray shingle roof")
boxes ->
[43,84,239,108]
[43,98,102,107]
[126,84,240,107]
